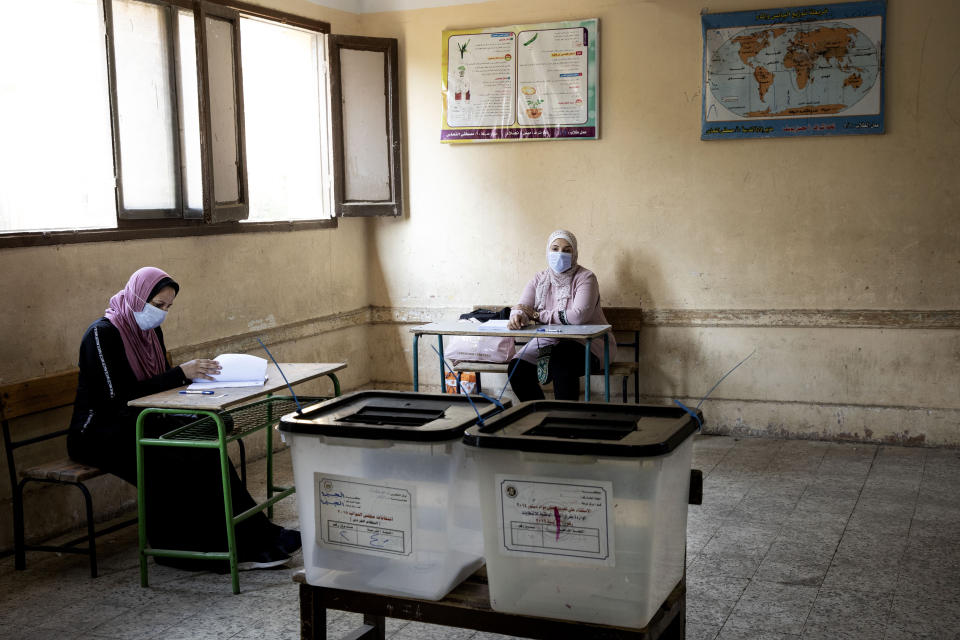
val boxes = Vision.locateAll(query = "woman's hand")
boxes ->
[180,359,221,381]
[509,304,539,329]
[516,304,538,321]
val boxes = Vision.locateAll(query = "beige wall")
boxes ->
[362,0,960,445]
[0,226,371,382]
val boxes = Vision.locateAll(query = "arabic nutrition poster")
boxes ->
[702,1,885,140]
[440,18,599,143]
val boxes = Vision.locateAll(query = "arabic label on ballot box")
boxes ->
[496,474,615,566]
[315,474,414,558]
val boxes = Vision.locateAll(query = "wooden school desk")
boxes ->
[130,362,346,594]
[410,321,612,401]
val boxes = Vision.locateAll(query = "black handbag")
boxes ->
[458,306,511,322]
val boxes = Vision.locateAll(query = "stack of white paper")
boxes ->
[187,353,268,390]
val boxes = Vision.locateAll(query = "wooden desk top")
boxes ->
[410,321,611,340]
[128,362,346,412]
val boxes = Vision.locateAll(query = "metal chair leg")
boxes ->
[76,481,98,578]
[15,478,100,577]
[633,330,641,404]
[13,479,26,570]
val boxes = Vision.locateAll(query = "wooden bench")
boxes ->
[451,307,641,402]
[1,370,136,577]
[296,568,685,639]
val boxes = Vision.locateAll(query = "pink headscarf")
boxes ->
[104,267,175,381]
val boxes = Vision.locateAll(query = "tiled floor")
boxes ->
[1,434,959,639]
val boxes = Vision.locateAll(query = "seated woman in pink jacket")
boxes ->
[507,229,616,401]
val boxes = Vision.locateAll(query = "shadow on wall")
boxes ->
[609,250,705,404]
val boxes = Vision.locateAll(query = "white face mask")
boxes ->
[547,251,573,274]
[134,302,167,330]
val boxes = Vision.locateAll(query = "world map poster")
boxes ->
[702,1,885,140]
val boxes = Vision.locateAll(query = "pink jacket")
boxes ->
[511,267,616,364]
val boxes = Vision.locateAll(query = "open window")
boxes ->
[195,2,249,223]
[106,0,192,220]
[329,36,403,218]
[107,0,249,223]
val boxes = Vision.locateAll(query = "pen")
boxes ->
[536,328,562,333]
[179,390,214,395]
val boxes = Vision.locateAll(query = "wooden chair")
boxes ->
[609,327,641,403]
[1,370,136,578]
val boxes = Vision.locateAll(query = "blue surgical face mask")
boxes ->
[547,251,573,274]
[134,302,167,330]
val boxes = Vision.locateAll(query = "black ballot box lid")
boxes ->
[463,400,700,457]
[279,390,508,442]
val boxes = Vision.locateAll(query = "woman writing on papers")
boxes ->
[507,230,616,401]
[67,266,300,570]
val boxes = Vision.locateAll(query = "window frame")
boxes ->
[195,1,250,224]
[105,0,192,222]
[328,35,404,218]
[0,0,381,249]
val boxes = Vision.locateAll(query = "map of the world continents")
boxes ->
[707,22,880,120]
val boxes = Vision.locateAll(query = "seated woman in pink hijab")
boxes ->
[507,230,616,401]
[67,267,299,570]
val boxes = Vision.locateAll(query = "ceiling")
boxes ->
[306,0,485,13]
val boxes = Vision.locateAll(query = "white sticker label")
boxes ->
[315,474,414,557]
[496,474,614,565]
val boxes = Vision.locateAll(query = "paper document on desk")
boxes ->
[187,353,268,390]
[474,319,509,330]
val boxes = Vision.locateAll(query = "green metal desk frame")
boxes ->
[135,373,340,595]
[412,330,610,402]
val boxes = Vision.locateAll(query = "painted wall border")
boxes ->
[371,306,960,330]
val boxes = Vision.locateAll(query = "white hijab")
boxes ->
[535,229,580,311]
